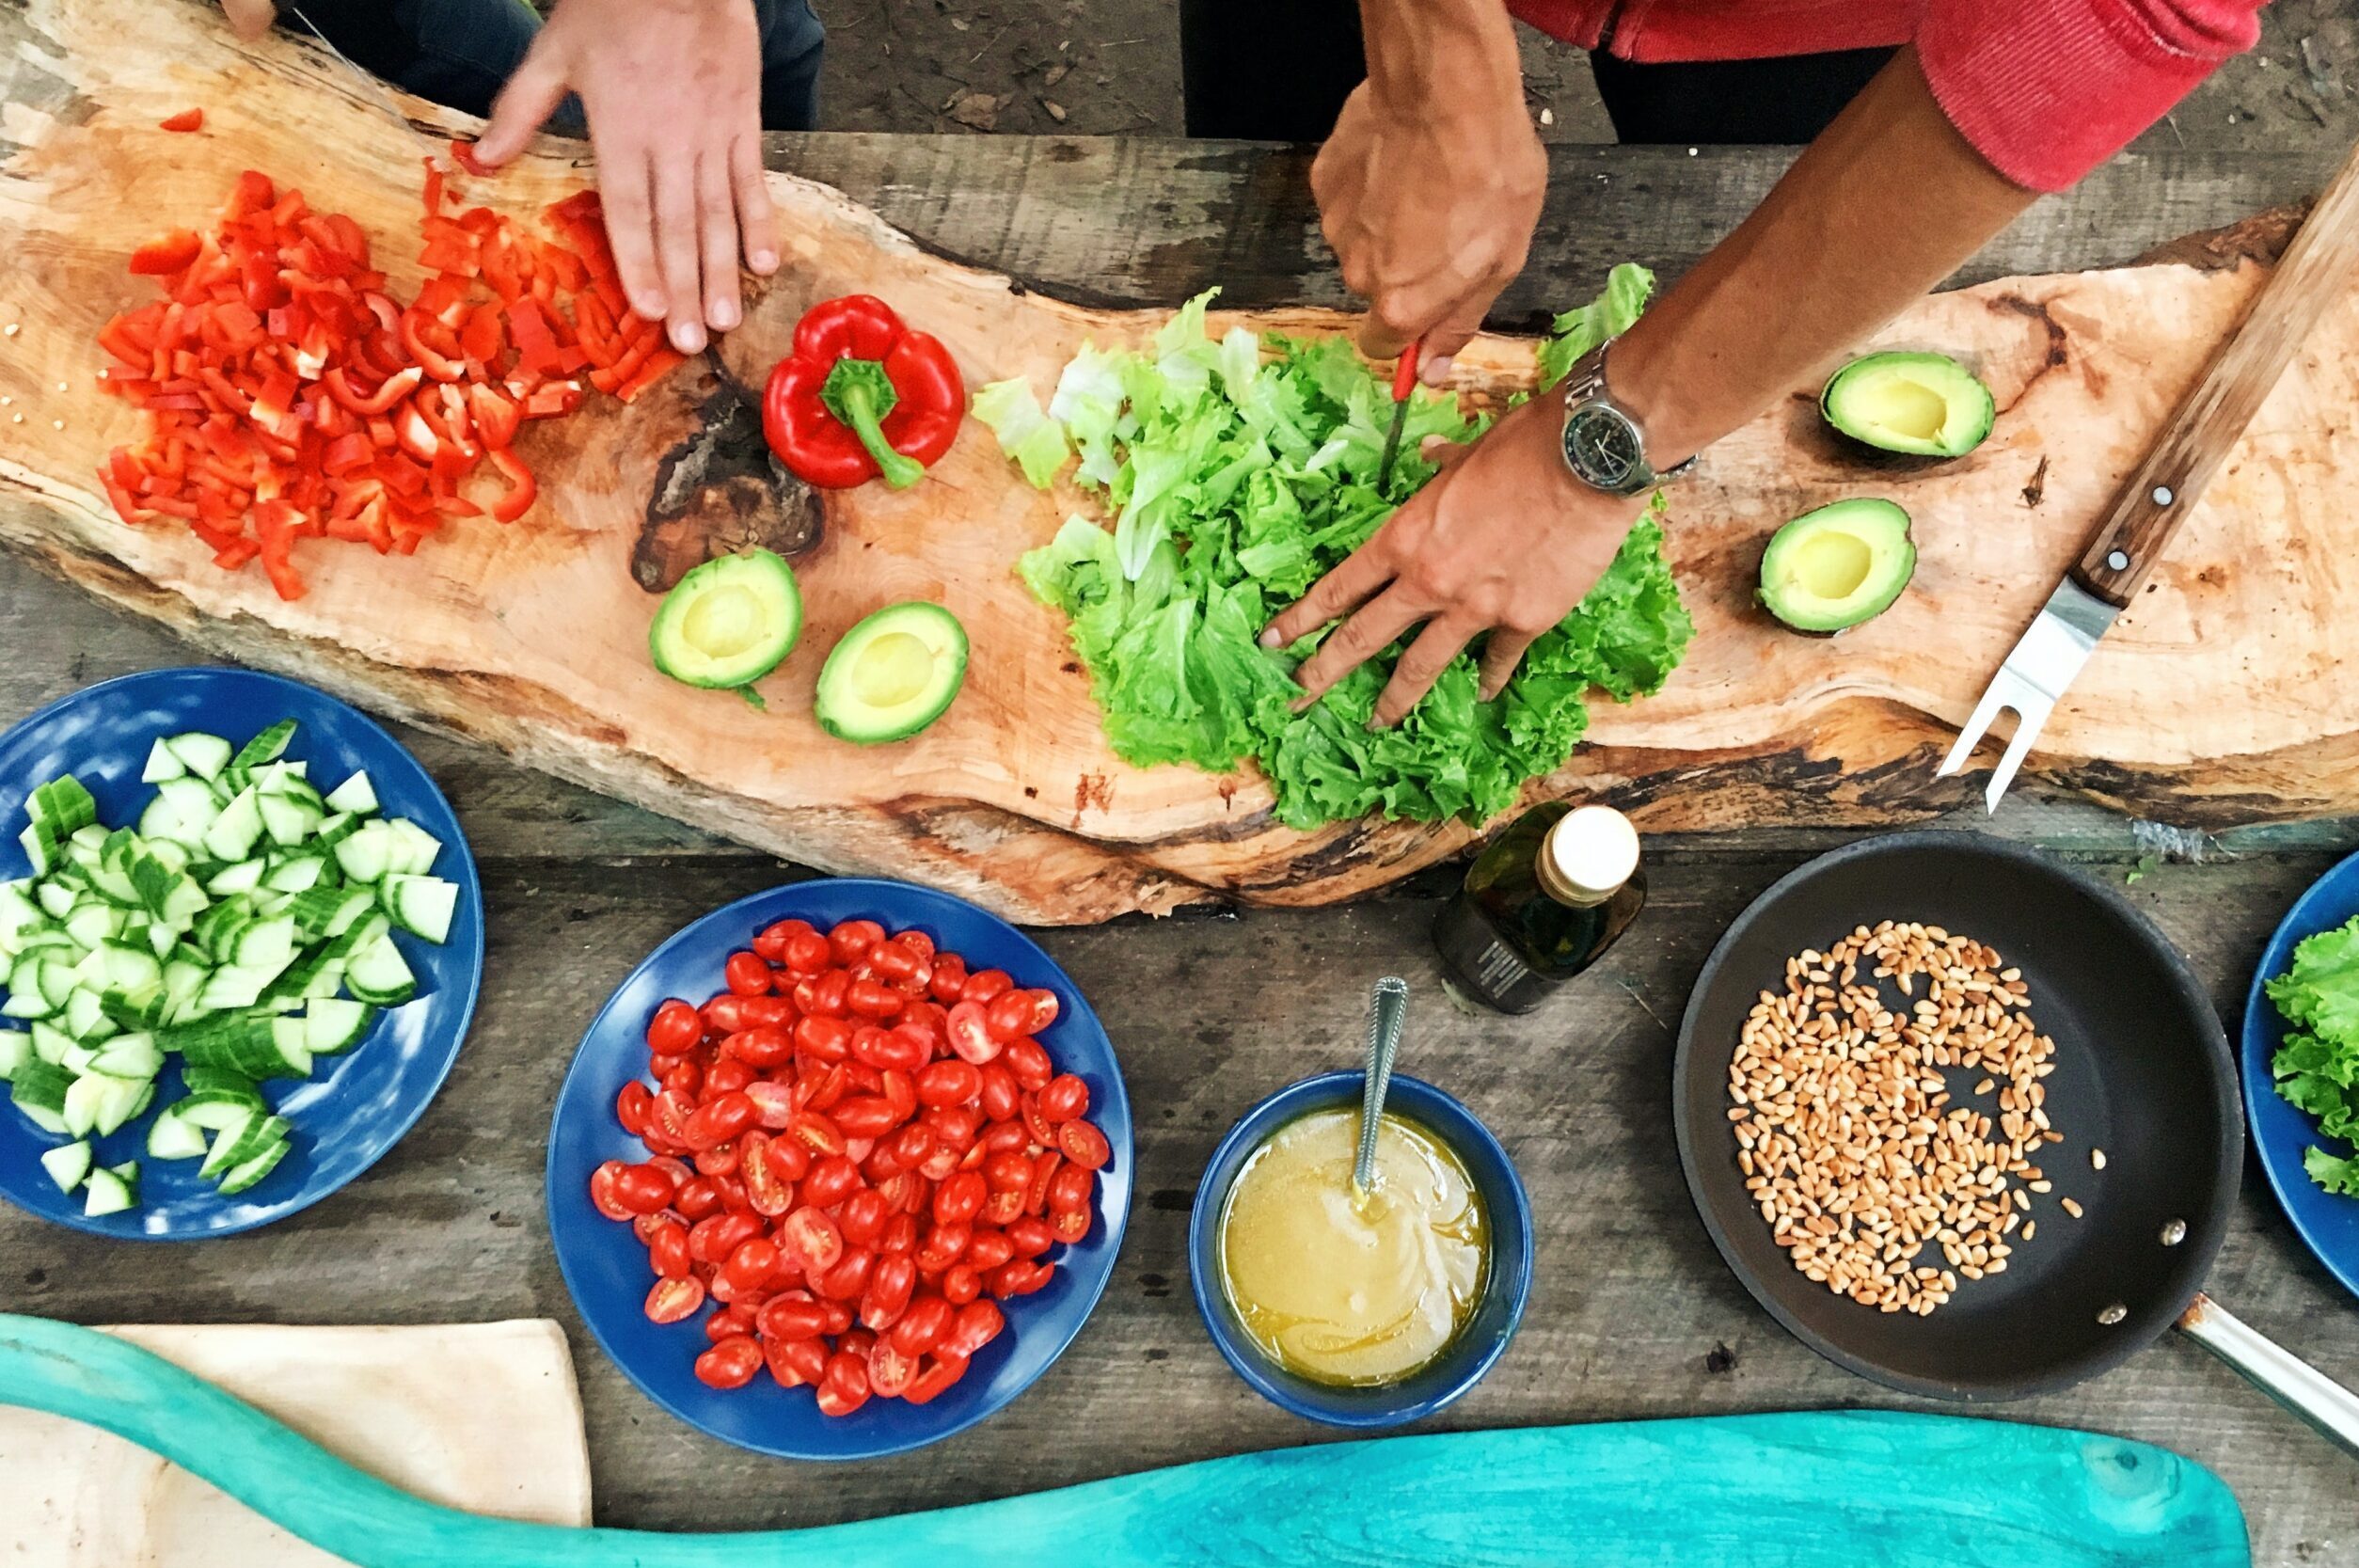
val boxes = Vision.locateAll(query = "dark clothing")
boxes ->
[286,0,825,134]
[1175,0,1882,145]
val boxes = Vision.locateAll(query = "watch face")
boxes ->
[1563,404,1645,493]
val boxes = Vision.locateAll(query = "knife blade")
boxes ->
[1375,339,1421,493]
[281,4,442,160]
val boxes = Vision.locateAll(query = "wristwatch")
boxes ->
[1558,339,1695,498]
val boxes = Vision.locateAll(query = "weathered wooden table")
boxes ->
[3,134,2355,1564]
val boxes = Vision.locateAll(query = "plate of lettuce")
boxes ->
[971,267,1691,832]
[2243,847,2359,1300]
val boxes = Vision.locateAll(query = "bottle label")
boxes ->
[1458,935,1551,1013]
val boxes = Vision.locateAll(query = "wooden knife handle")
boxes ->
[2073,136,2359,610]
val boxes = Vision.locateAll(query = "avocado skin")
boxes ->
[648,547,803,690]
[1758,498,1917,635]
[1820,352,1995,460]
[815,601,970,745]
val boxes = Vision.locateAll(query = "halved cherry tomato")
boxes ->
[646,1217,692,1278]
[1047,1162,1096,1215]
[1004,1037,1053,1091]
[932,1170,987,1227]
[695,1335,763,1389]
[1058,1119,1112,1171]
[783,929,832,974]
[815,1352,871,1417]
[801,1153,863,1210]
[915,1060,982,1107]
[984,991,1036,1043]
[612,1162,677,1215]
[1038,1073,1090,1123]
[745,1080,796,1129]
[725,951,773,997]
[829,920,885,965]
[683,1090,757,1150]
[757,1295,832,1342]
[704,1058,754,1097]
[645,1276,706,1323]
[914,1222,971,1273]
[1006,1215,1054,1259]
[815,1246,876,1302]
[755,918,813,962]
[965,1228,1016,1273]
[903,1351,968,1405]
[795,1015,855,1062]
[961,970,1014,1006]
[722,1236,782,1295]
[723,1026,793,1069]
[673,1176,722,1221]
[768,1335,830,1388]
[777,1206,845,1275]
[928,954,969,1003]
[589,1160,634,1221]
[942,1264,983,1306]
[859,1252,918,1330]
[978,1063,1021,1123]
[615,1080,655,1136]
[867,1338,918,1399]
[945,1002,1001,1065]
[942,1298,1005,1357]
[648,998,704,1053]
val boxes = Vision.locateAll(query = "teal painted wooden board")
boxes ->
[0,1315,2247,1567]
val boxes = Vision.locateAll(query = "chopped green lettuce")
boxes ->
[2265,914,2359,1196]
[1011,277,1693,831]
[1536,262,1655,388]
[971,378,1070,489]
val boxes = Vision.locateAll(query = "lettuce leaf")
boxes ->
[971,378,1070,489]
[1536,262,1655,388]
[2266,915,2359,1195]
[1012,275,1693,830]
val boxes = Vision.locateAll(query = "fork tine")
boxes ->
[1981,695,2055,815]
[1938,680,2017,779]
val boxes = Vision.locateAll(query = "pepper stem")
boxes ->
[821,357,926,490]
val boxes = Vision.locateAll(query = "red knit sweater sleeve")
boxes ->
[1919,0,2266,192]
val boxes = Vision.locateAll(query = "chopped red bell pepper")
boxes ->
[451,139,492,179]
[128,230,203,277]
[762,295,964,490]
[159,108,204,134]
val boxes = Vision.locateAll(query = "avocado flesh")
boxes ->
[649,548,802,689]
[1821,352,1995,458]
[1759,499,1916,634]
[815,601,969,744]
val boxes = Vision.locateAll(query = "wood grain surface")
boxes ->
[4,1,2359,922]
[0,8,2354,1564]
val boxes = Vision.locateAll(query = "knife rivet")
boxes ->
[2106,550,2130,571]
[2151,485,2174,506]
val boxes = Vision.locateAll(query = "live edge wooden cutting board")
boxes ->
[3,2,2357,925]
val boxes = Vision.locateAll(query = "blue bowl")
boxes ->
[2240,847,2359,1303]
[546,879,1132,1460]
[1188,1071,1532,1427]
[0,666,483,1238]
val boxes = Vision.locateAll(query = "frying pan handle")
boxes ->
[2178,1293,2359,1460]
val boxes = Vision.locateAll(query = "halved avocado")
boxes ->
[1820,352,1995,459]
[1759,499,1916,634]
[815,601,969,744]
[649,548,802,698]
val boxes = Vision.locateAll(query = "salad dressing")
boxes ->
[1216,1108,1488,1386]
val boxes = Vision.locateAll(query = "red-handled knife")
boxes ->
[1375,339,1422,493]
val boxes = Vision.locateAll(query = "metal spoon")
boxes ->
[1354,976,1410,1196]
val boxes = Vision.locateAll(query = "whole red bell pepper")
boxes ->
[763,294,962,490]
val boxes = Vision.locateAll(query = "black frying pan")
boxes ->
[1674,832,2359,1449]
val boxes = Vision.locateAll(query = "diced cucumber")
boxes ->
[323,770,378,816]
[232,721,298,772]
[332,820,393,884]
[262,855,325,895]
[20,821,61,877]
[177,1015,309,1080]
[166,732,233,781]
[195,965,277,1015]
[344,933,417,1006]
[98,940,162,996]
[387,819,443,876]
[230,915,298,974]
[62,988,116,1042]
[146,1107,209,1160]
[215,1136,291,1196]
[29,778,98,836]
[3,954,53,1020]
[205,859,266,896]
[314,813,361,850]
[0,1029,28,1081]
[258,793,322,848]
[91,1034,162,1080]
[10,1059,71,1133]
[178,1086,266,1127]
[30,1021,74,1066]
[81,1162,135,1216]
[381,875,457,944]
[142,738,187,784]
[63,1071,148,1139]
[303,997,378,1055]
[200,1112,288,1180]
[202,787,265,863]
[40,1139,91,1193]
[0,882,42,948]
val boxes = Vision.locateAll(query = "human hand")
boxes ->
[1310,80,1545,385]
[1260,398,1640,727]
[476,0,779,354]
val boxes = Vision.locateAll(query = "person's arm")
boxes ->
[1268,48,2034,727]
[474,0,779,356]
[1310,0,1544,385]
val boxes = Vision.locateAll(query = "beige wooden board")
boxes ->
[4,2,2359,924]
[0,1321,590,1564]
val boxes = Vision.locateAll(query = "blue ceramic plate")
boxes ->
[546,879,1132,1460]
[2241,847,2359,1303]
[0,667,483,1239]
